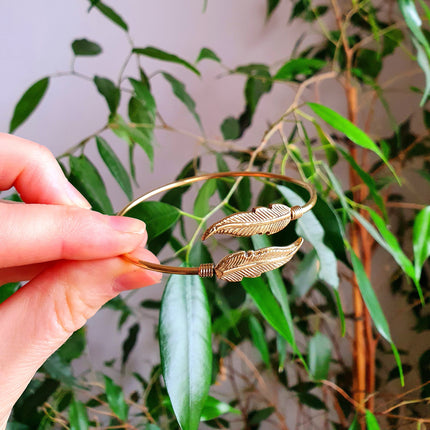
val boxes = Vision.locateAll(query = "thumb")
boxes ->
[0,247,161,427]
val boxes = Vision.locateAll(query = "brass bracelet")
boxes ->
[118,171,316,281]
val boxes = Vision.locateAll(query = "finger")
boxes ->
[0,133,90,208]
[0,262,54,284]
[0,250,162,425]
[0,203,148,267]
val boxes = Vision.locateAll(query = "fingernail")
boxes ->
[114,270,162,292]
[65,183,92,209]
[109,216,146,235]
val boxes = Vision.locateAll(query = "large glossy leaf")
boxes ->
[69,154,113,214]
[90,1,128,31]
[307,103,399,182]
[248,315,270,367]
[125,201,180,239]
[96,136,133,200]
[104,375,129,421]
[278,185,339,289]
[413,206,430,281]
[200,396,240,421]
[160,274,212,430]
[308,332,331,381]
[274,58,326,81]
[71,38,102,56]
[9,77,49,133]
[68,398,89,430]
[94,76,120,114]
[162,73,202,130]
[133,46,200,76]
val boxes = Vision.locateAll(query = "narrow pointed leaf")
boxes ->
[308,332,331,381]
[194,179,217,218]
[96,136,133,200]
[69,398,89,430]
[200,396,240,421]
[9,77,49,133]
[307,103,399,182]
[249,315,270,367]
[278,185,339,289]
[196,48,221,63]
[162,73,202,130]
[160,274,212,430]
[91,1,128,31]
[69,155,113,214]
[365,410,381,429]
[274,58,326,81]
[413,206,430,281]
[104,375,129,421]
[121,323,139,368]
[129,78,156,114]
[133,46,200,76]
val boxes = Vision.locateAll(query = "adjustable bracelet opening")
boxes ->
[118,171,316,281]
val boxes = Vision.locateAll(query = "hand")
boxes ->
[0,133,162,428]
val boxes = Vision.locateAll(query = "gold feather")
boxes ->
[214,237,303,282]
[202,203,292,240]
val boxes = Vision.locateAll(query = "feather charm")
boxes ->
[214,237,303,282]
[202,203,292,240]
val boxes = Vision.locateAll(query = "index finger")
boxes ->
[0,133,90,208]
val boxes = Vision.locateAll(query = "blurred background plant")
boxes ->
[2,0,430,429]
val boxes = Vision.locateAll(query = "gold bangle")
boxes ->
[118,171,316,281]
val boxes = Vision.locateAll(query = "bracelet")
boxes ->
[118,171,316,281]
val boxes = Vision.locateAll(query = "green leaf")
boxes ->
[308,332,331,381]
[91,1,128,31]
[200,396,240,421]
[160,274,212,430]
[307,103,399,182]
[162,73,202,130]
[94,76,120,114]
[42,354,76,387]
[0,282,20,305]
[297,392,326,410]
[221,117,241,140]
[196,47,221,63]
[337,147,386,217]
[348,416,359,430]
[133,46,200,76]
[248,407,275,425]
[110,113,154,167]
[351,208,421,300]
[96,136,133,200]
[122,323,139,368]
[365,410,381,429]
[356,49,382,78]
[58,328,86,363]
[69,154,113,214]
[125,201,180,239]
[413,206,430,281]
[248,315,270,367]
[312,120,338,166]
[348,247,391,342]
[69,397,89,430]
[9,77,49,133]
[242,277,297,348]
[266,0,281,18]
[71,38,102,56]
[414,38,430,106]
[129,78,156,114]
[274,58,326,81]
[104,375,129,421]
[278,185,339,289]
[292,250,319,298]
[194,179,217,218]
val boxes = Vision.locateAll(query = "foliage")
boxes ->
[4,0,430,429]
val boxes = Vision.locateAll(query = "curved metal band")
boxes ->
[118,171,317,276]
